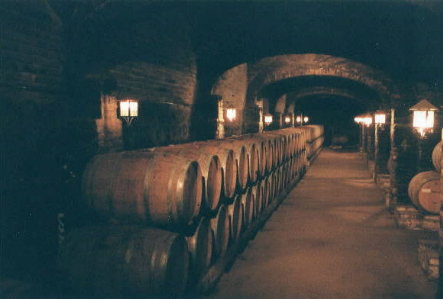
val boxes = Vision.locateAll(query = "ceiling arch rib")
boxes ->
[248,54,397,107]
[287,87,376,110]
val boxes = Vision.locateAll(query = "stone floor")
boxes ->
[209,149,437,299]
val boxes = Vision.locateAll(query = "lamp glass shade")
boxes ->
[120,100,138,117]
[303,116,309,123]
[363,116,372,126]
[374,113,386,125]
[264,114,273,125]
[226,108,237,122]
[413,110,434,129]
[284,116,291,124]
[296,116,302,123]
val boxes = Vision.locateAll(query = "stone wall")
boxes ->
[0,3,199,282]
[212,64,248,136]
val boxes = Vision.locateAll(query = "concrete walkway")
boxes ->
[210,149,437,299]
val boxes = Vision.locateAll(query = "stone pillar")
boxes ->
[360,125,366,152]
[439,138,443,296]
[244,104,262,134]
[289,113,295,127]
[274,112,283,129]
[95,95,123,153]
[258,101,264,133]
[374,124,380,180]
[388,108,398,210]
[216,97,225,139]
[367,125,375,160]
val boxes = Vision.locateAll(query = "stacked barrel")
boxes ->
[60,126,324,297]
[303,125,324,162]
[407,141,442,215]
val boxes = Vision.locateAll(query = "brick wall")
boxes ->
[212,63,248,136]
[67,9,198,148]
[0,3,199,283]
[0,2,68,281]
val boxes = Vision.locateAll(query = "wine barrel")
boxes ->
[186,143,237,199]
[227,135,261,183]
[250,184,259,218]
[186,217,213,281]
[257,180,268,215]
[263,133,283,166]
[149,145,222,213]
[265,131,290,163]
[271,171,279,201]
[408,171,440,214]
[252,135,272,174]
[204,140,249,191]
[241,188,255,228]
[431,140,442,172]
[227,195,243,242]
[210,205,230,259]
[82,151,202,228]
[263,177,273,209]
[60,226,189,297]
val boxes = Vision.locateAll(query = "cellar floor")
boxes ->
[209,149,437,298]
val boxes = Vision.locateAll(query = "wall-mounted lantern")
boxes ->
[361,114,373,127]
[264,114,273,126]
[284,115,291,124]
[119,99,139,126]
[225,108,237,122]
[295,114,309,126]
[374,110,386,126]
[409,99,438,137]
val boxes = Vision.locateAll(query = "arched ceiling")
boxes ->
[286,87,374,110]
[250,54,395,102]
[60,0,443,86]
[187,0,443,85]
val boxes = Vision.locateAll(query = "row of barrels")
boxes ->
[81,127,314,230]
[431,140,442,173]
[304,125,325,161]
[407,141,442,214]
[60,126,324,297]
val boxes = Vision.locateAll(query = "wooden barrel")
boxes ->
[227,195,243,242]
[256,138,268,177]
[149,145,222,213]
[241,188,255,228]
[245,141,260,184]
[171,142,237,200]
[82,151,202,228]
[270,171,276,201]
[431,140,442,172]
[252,135,272,174]
[282,163,289,187]
[288,158,295,181]
[227,135,261,184]
[257,179,268,215]
[205,140,249,191]
[263,134,282,167]
[210,205,230,259]
[263,176,272,208]
[277,168,282,196]
[264,131,289,163]
[60,226,189,297]
[186,217,213,281]
[408,171,440,214]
